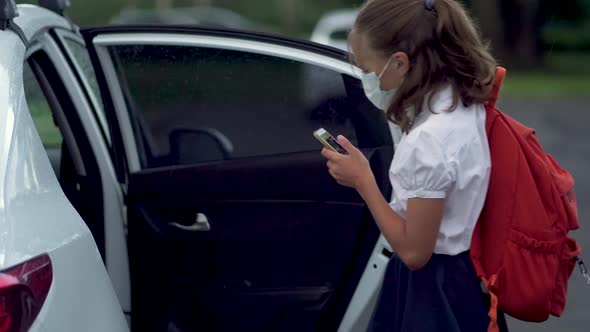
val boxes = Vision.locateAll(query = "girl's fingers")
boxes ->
[321,147,337,159]
[328,168,337,179]
[327,160,337,169]
[337,135,358,155]
[322,147,347,161]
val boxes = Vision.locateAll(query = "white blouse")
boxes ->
[388,85,491,255]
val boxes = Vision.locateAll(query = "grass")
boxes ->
[29,101,63,148]
[502,52,590,97]
[503,74,590,97]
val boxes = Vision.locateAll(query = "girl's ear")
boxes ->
[393,51,410,76]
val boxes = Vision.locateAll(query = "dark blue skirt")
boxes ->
[368,251,509,332]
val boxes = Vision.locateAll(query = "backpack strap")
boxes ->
[485,275,500,332]
[482,68,505,331]
[487,67,506,109]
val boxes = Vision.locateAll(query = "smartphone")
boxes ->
[314,128,348,155]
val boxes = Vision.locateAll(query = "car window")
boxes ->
[23,62,63,148]
[108,44,364,168]
[330,29,350,41]
[62,38,111,145]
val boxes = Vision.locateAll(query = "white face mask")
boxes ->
[360,56,397,111]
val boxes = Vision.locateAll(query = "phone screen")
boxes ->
[317,130,348,155]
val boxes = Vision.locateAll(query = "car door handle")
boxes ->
[168,213,211,232]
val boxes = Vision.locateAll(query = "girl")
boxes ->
[321,0,509,331]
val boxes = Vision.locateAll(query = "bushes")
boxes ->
[542,22,590,51]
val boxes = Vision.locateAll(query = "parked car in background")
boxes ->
[310,9,358,51]
[110,6,258,31]
[2,0,396,331]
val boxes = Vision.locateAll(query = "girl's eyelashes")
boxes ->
[351,60,369,74]
[355,66,370,75]
[355,61,369,73]
[353,61,365,72]
[350,55,366,71]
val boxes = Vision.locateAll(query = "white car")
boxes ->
[0,1,128,332]
[310,9,358,51]
[1,1,396,331]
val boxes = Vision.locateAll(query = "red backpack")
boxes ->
[470,67,586,331]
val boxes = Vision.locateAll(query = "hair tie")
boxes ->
[425,0,435,11]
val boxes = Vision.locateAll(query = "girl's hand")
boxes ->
[321,135,375,191]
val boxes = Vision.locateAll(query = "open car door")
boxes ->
[82,26,394,332]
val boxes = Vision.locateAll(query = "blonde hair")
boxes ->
[352,0,496,132]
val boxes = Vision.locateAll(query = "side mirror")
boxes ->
[169,128,234,165]
[38,0,70,16]
[0,0,18,30]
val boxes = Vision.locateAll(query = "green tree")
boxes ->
[276,0,303,34]
[470,0,542,67]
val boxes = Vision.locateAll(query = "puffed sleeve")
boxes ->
[392,131,455,199]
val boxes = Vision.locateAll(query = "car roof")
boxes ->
[12,4,71,41]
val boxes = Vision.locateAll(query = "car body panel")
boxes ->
[43,29,132,314]
[12,4,70,41]
[0,5,128,331]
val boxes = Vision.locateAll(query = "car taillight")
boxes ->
[0,254,53,332]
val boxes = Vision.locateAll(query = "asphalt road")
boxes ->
[498,98,590,332]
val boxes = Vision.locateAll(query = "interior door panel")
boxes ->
[128,148,391,331]
[82,26,394,331]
